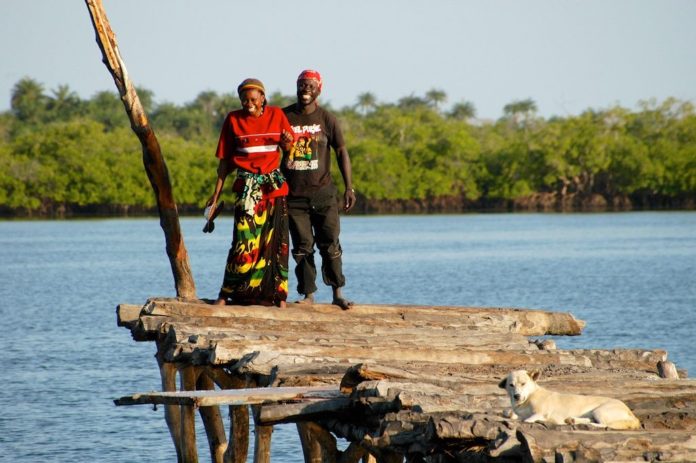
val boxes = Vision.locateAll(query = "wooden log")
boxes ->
[161,323,533,350]
[179,365,199,463]
[84,2,196,299]
[258,397,354,425]
[158,358,183,462]
[251,405,273,463]
[297,421,338,463]
[339,443,368,463]
[140,298,585,336]
[114,386,342,407]
[197,372,227,463]
[224,405,249,463]
[517,428,696,463]
[213,344,629,373]
[658,360,680,379]
[116,303,142,328]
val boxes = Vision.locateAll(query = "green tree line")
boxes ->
[1,77,694,216]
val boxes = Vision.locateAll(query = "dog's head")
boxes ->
[498,369,540,406]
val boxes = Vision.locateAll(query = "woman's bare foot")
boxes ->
[213,298,227,306]
[278,300,287,309]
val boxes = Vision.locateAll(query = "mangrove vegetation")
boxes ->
[1,77,694,216]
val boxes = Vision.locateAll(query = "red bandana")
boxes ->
[297,69,322,91]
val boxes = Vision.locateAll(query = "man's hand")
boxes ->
[344,188,356,212]
[280,129,294,151]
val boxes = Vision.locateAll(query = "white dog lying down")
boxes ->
[498,369,641,430]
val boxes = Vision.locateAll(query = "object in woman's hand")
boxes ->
[202,201,224,233]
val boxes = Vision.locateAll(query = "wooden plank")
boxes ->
[517,428,696,462]
[205,343,667,375]
[114,386,341,407]
[116,303,142,328]
[139,298,585,336]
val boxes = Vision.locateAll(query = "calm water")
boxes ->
[1,212,695,462]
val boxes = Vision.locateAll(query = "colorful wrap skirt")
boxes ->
[218,186,289,306]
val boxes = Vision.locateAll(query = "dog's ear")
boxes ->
[530,370,541,381]
[498,377,508,389]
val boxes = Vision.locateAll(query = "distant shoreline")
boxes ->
[2,192,693,218]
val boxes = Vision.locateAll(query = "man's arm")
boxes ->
[336,145,356,212]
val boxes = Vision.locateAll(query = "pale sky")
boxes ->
[1,0,695,120]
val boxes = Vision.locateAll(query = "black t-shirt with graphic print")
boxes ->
[282,103,345,198]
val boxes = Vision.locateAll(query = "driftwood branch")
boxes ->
[84,0,196,299]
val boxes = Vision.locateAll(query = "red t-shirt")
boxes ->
[216,106,292,197]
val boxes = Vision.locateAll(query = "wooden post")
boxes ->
[158,358,183,463]
[225,406,250,463]
[252,405,273,463]
[338,443,368,463]
[297,422,338,463]
[180,365,200,463]
[206,368,250,463]
[197,372,228,463]
[84,0,196,299]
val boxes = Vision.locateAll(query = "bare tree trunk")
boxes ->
[84,0,196,299]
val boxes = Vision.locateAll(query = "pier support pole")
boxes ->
[297,422,339,463]
[180,365,200,463]
[198,371,227,463]
[224,406,250,463]
[158,358,183,462]
[207,369,250,463]
[252,405,273,463]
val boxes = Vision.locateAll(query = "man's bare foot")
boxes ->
[278,300,287,309]
[213,298,227,306]
[332,287,353,310]
[295,293,315,305]
[332,297,353,310]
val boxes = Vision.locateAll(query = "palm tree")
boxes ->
[425,88,447,111]
[502,98,538,126]
[47,84,82,120]
[356,92,377,114]
[448,100,477,121]
[11,77,47,123]
[191,90,220,118]
[398,94,429,110]
[503,98,537,118]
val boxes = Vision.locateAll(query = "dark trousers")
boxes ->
[287,195,345,295]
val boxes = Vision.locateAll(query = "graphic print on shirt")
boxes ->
[286,124,322,171]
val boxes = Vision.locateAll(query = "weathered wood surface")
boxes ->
[120,297,585,336]
[117,298,696,462]
[115,385,340,407]
[517,427,696,462]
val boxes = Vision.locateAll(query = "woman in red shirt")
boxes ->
[207,78,294,307]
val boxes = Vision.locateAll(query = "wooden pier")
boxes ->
[116,298,696,462]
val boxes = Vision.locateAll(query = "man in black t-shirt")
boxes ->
[283,70,356,309]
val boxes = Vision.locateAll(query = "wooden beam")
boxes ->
[115,386,342,407]
[140,299,585,336]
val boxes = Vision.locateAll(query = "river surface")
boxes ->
[1,212,694,462]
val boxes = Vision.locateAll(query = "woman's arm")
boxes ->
[207,158,232,208]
